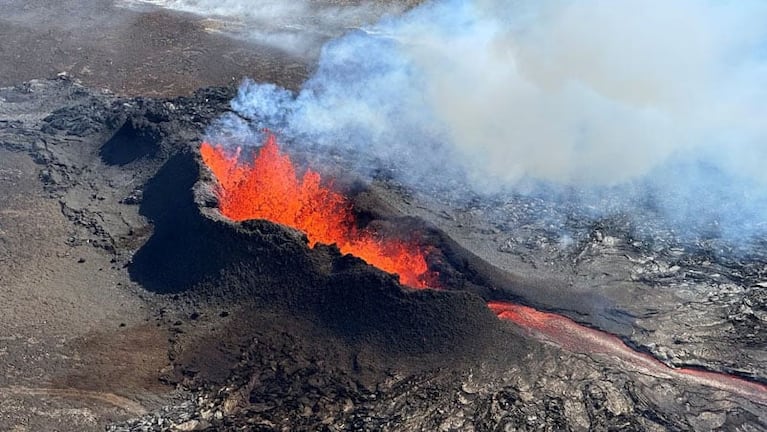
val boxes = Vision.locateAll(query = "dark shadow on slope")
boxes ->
[100,118,160,165]
[128,150,323,301]
[128,151,218,293]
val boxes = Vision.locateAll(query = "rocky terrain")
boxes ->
[0,76,764,431]
[1,1,766,431]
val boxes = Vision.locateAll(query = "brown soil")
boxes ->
[0,146,166,430]
[0,0,309,97]
[0,2,301,428]
[2,1,766,431]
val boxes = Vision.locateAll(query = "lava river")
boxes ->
[200,134,767,406]
[488,301,767,405]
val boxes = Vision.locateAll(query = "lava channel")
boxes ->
[200,133,436,288]
[488,301,767,405]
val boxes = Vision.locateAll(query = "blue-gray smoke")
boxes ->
[208,0,767,247]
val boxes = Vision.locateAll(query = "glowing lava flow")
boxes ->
[200,134,435,288]
[488,301,767,405]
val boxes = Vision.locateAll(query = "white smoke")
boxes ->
[398,0,767,186]
[210,0,767,242]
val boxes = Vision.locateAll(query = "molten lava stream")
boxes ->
[488,301,767,405]
[200,134,436,288]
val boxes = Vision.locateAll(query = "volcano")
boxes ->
[1,52,766,432]
[200,134,436,288]
[2,0,765,430]
[0,76,765,431]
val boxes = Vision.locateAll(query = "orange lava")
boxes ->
[488,301,552,332]
[488,300,767,405]
[200,133,435,288]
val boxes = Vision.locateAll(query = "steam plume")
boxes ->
[209,0,767,244]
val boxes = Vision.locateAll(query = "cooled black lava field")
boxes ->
[1,1,767,432]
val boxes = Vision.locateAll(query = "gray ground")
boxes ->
[0,0,309,97]
[1,1,766,431]
[0,1,309,430]
[389,185,767,380]
[0,80,169,431]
